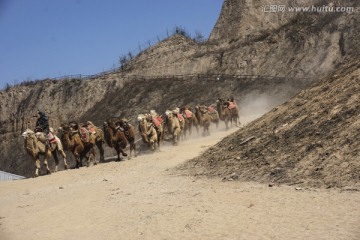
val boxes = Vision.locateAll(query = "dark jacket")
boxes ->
[35,111,49,134]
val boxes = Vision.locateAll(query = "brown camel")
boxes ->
[137,114,158,151]
[103,118,128,161]
[113,118,137,158]
[180,106,199,136]
[195,105,211,136]
[225,100,240,127]
[57,122,96,168]
[22,129,52,177]
[173,108,186,140]
[85,121,105,163]
[217,98,240,128]
[207,105,220,129]
[165,110,182,145]
[216,98,232,129]
[149,110,165,147]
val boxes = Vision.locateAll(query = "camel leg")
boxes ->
[59,150,68,169]
[157,140,161,151]
[131,142,137,157]
[115,147,121,162]
[173,133,178,146]
[52,151,60,172]
[195,124,199,135]
[44,155,51,175]
[74,152,81,168]
[96,141,105,163]
[34,158,40,177]
[150,140,155,151]
[88,148,95,167]
[120,150,127,157]
[114,143,126,161]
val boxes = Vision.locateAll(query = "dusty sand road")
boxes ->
[0,126,359,240]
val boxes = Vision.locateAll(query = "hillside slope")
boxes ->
[180,57,360,189]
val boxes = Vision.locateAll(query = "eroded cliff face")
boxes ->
[123,0,360,78]
[1,0,359,176]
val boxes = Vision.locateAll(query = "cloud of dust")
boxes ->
[238,91,287,125]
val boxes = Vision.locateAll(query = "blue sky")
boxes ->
[0,0,223,89]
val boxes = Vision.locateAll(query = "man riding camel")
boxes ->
[34,110,56,146]
[35,111,50,134]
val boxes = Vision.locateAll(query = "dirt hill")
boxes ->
[1,0,360,179]
[179,57,360,189]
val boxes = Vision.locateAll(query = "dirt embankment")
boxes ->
[180,58,360,189]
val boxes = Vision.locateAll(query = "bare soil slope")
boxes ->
[180,58,360,189]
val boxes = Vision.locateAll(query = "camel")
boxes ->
[216,98,232,129]
[113,118,137,158]
[173,108,186,140]
[57,122,96,168]
[103,118,128,161]
[217,98,240,128]
[137,114,158,151]
[149,110,165,146]
[164,110,182,145]
[85,121,105,163]
[22,129,52,177]
[195,105,211,136]
[207,105,220,129]
[180,106,199,136]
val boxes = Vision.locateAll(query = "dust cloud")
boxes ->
[238,91,287,125]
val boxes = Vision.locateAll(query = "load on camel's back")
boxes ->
[78,126,90,143]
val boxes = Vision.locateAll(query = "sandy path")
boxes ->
[0,126,359,240]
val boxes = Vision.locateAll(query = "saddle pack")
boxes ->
[183,109,193,119]
[87,127,96,134]
[79,127,90,143]
[228,102,236,110]
[152,116,162,127]
[177,114,184,122]
[208,106,216,114]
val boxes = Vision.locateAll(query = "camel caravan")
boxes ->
[21,99,240,177]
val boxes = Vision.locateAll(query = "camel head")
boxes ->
[149,110,157,117]
[198,105,208,114]
[137,114,146,123]
[103,120,115,132]
[165,110,173,119]
[21,129,35,139]
[68,121,79,131]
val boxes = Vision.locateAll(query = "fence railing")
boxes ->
[14,72,313,89]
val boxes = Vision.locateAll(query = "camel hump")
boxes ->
[208,106,216,113]
[228,102,236,110]
[88,127,96,134]
[79,127,90,142]
[184,110,193,119]
[152,117,161,127]
[177,114,184,122]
